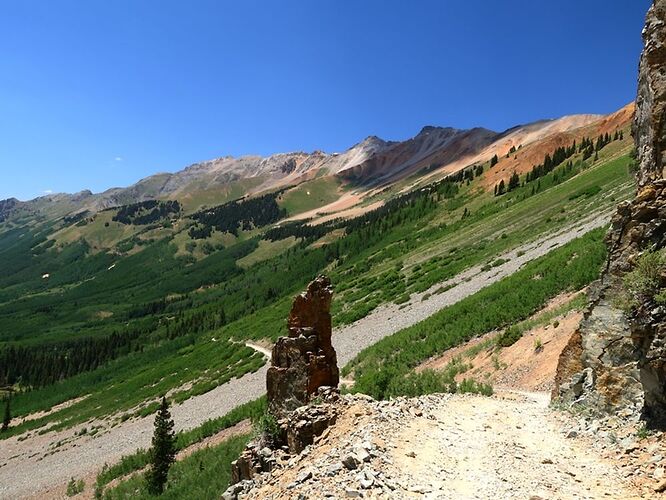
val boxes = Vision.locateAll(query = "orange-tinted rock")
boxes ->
[266,275,339,418]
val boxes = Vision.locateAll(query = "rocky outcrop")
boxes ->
[555,0,666,427]
[225,388,340,498]
[266,275,339,418]
[634,0,666,188]
[226,278,341,496]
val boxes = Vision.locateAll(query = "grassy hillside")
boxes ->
[0,134,634,439]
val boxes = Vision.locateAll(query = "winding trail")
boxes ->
[0,211,612,499]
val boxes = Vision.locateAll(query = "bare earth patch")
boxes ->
[419,292,584,393]
[246,392,647,499]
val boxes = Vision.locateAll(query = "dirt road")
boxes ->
[246,391,645,499]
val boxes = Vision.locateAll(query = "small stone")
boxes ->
[654,467,665,480]
[565,430,578,439]
[344,488,362,497]
[405,451,417,458]
[342,454,359,470]
[354,447,371,463]
[541,458,554,464]
[326,463,343,476]
[295,470,313,483]
[359,478,374,489]
[655,479,666,493]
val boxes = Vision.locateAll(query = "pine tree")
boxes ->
[508,172,520,191]
[496,180,506,196]
[490,154,499,167]
[146,397,176,495]
[2,396,10,432]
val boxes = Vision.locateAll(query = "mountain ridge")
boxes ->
[1,105,633,224]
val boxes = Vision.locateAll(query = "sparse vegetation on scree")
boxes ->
[344,229,607,400]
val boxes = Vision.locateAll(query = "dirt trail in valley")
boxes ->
[0,211,613,499]
[246,391,647,499]
[392,391,643,499]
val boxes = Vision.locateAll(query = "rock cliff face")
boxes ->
[555,0,666,427]
[266,275,339,418]
[634,0,666,188]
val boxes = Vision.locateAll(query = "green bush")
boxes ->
[623,249,666,307]
[496,326,522,347]
[66,477,85,497]
[254,410,280,442]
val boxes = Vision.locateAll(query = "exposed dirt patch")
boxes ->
[418,293,584,393]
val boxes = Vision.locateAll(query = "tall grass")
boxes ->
[102,434,250,500]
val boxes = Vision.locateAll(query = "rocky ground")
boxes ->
[0,212,613,499]
[231,391,662,499]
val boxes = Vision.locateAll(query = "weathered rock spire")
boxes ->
[634,0,666,187]
[266,275,339,417]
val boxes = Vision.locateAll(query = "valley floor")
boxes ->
[0,211,613,499]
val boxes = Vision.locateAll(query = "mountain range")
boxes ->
[1,103,634,224]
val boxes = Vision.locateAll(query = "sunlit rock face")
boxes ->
[266,275,339,418]
[555,0,666,427]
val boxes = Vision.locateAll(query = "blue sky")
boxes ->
[0,0,650,201]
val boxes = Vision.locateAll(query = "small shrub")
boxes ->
[623,249,666,307]
[636,423,651,440]
[534,337,543,353]
[254,411,280,442]
[496,326,522,347]
[552,320,559,328]
[66,478,85,497]
[491,354,504,371]
[458,378,493,396]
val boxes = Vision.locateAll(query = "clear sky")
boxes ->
[0,0,650,201]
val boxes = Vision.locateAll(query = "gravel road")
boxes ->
[247,390,644,499]
[0,211,612,499]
